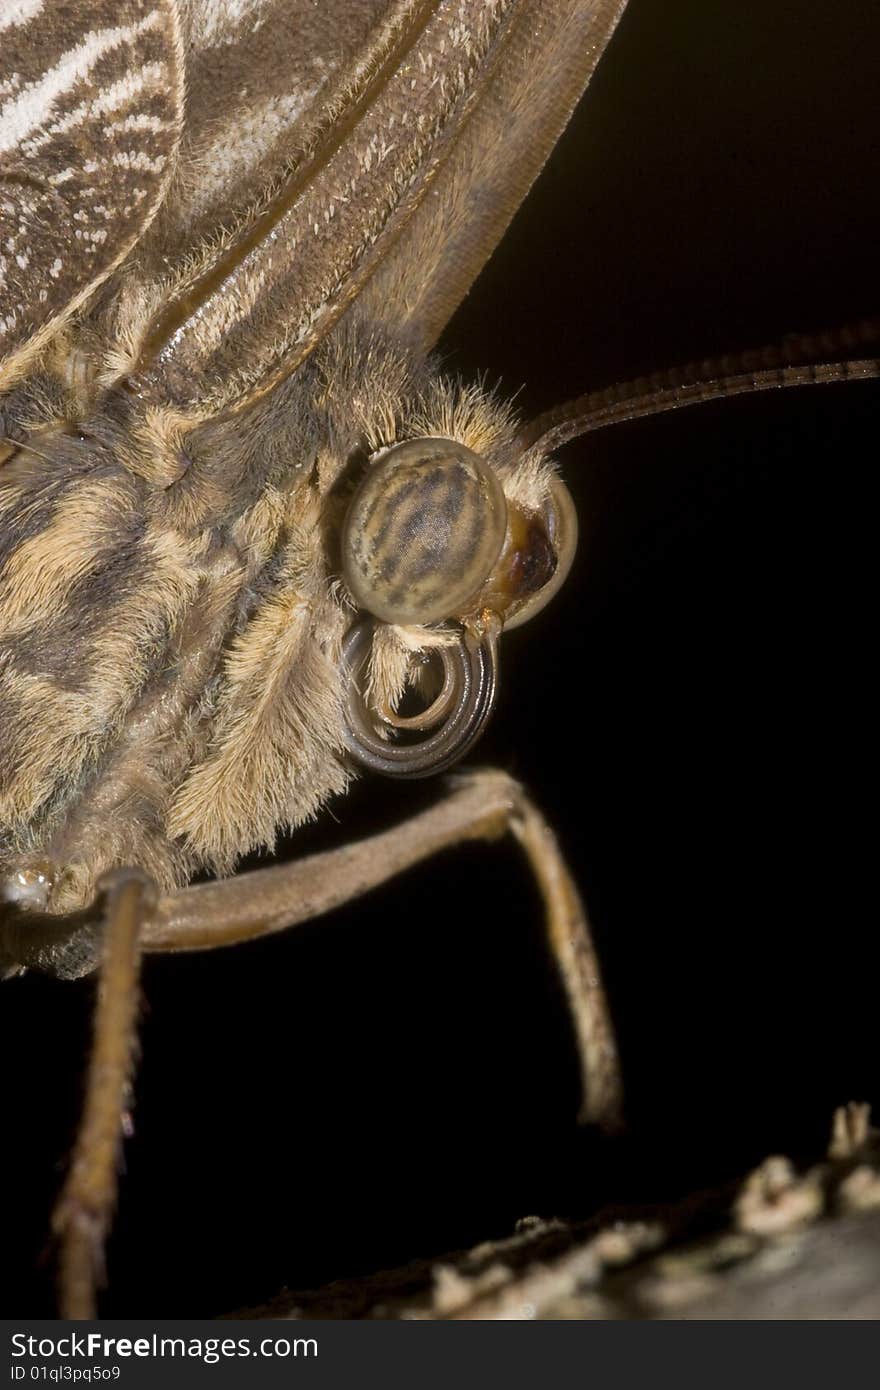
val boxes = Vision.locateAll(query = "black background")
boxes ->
[3,0,878,1317]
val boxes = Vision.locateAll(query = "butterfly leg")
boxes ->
[51,870,153,1320]
[144,770,622,1131]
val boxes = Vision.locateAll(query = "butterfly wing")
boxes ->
[97,0,629,417]
[0,0,184,390]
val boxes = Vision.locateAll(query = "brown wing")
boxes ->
[109,0,628,418]
[144,0,392,260]
[0,0,184,390]
[355,0,630,351]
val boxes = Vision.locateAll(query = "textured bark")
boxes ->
[232,1105,880,1320]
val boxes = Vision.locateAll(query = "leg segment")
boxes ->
[52,871,151,1320]
[3,769,620,1316]
[143,770,622,1130]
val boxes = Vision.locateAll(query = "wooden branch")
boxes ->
[231,1105,880,1320]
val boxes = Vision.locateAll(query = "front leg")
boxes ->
[51,871,153,1320]
[142,770,622,1131]
[2,770,621,1318]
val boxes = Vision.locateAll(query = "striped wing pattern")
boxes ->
[101,0,628,417]
[0,0,183,388]
[1,1,628,409]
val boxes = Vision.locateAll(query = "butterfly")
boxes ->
[3,0,873,1317]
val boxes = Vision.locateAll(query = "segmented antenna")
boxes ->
[521,320,880,454]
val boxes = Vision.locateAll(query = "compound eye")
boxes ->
[342,437,508,625]
[503,478,579,630]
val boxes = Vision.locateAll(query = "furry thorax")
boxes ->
[0,316,556,919]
